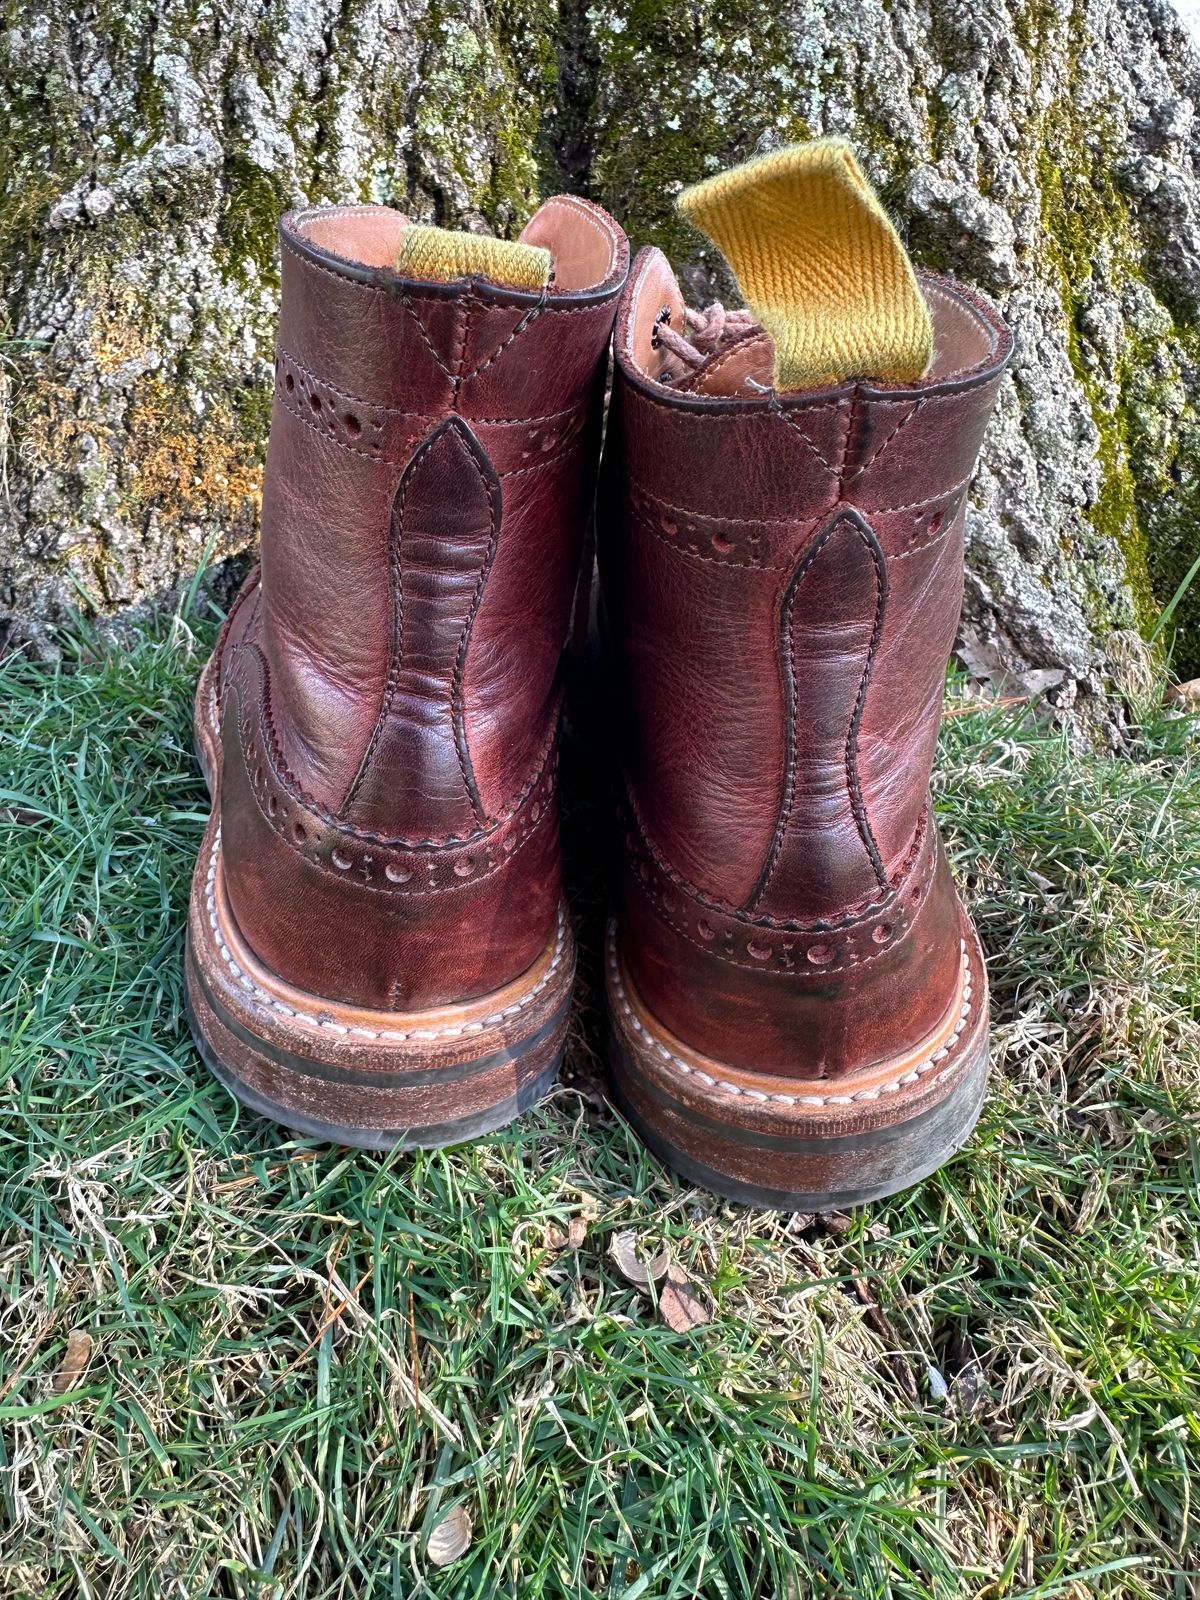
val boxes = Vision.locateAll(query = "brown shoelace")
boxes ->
[654,302,757,370]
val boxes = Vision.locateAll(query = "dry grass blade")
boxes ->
[272,1261,372,1388]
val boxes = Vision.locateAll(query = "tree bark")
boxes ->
[3,0,1199,724]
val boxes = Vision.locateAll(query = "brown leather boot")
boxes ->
[186,198,628,1147]
[599,148,1011,1207]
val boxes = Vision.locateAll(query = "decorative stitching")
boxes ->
[210,569,261,707]
[225,646,558,892]
[628,383,850,419]
[204,826,568,1038]
[278,386,395,464]
[632,868,913,974]
[748,510,890,910]
[338,453,410,817]
[223,625,558,847]
[847,396,926,479]
[630,483,816,532]
[622,785,929,933]
[451,294,471,403]
[623,464,976,553]
[749,514,860,910]
[632,509,789,570]
[448,424,502,824]
[241,747,553,896]
[870,469,976,518]
[277,366,586,472]
[536,194,620,274]
[608,928,975,1106]
[277,346,434,417]
[509,298,619,320]
[496,440,580,480]
[283,231,618,317]
[769,398,850,476]
[842,517,890,891]
[461,295,547,384]
[920,280,1001,365]
[890,494,968,563]
[474,402,582,428]
[675,330,770,393]
[280,234,386,293]
[398,290,458,380]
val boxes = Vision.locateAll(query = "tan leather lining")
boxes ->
[291,196,622,293]
[519,194,622,290]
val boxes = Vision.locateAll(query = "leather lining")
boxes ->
[287,196,626,296]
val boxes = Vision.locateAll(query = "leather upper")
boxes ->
[601,248,1011,1076]
[215,198,628,1010]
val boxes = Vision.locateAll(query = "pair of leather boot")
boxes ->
[185,147,1011,1208]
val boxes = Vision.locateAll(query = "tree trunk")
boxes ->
[3,0,1199,725]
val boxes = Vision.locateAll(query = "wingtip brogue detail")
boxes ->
[600,241,1010,1207]
[187,197,628,1146]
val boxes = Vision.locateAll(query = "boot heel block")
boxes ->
[185,821,574,1150]
[605,922,988,1210]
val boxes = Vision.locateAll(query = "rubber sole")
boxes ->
[187,959,566,1149]
[605,922,989,1210]
[186,635,573,1150]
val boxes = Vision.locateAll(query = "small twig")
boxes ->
[0,1273,86,1402]
[851,1275,918,1402]
[211,1150,318,1193]
[942,693,1031,719]
[273,1261,372,1388]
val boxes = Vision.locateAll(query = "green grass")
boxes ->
[1,603,1198,1600]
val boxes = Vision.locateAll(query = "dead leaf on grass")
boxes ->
[819,1211,854,1238]
[567,1217,588,1251]
[658,1262,711,1332]
[1165,677,1200,709]
[546,1216,589,1254]
[609,1230,669,1288]
[52,1329,93,1395]
[427,1503,473,1567]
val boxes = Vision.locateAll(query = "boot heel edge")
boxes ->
[605,927,989,1210]
[186,824,573,1150]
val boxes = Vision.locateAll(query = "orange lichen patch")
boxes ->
[86,281,157,377]
[12,377,102,468]
[121,378,264,528]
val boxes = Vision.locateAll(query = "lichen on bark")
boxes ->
[2,0,1199,715]
[0,0,561,641]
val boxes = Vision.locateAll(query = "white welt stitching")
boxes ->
[205,828,566,1041]
[607,925,973,1106]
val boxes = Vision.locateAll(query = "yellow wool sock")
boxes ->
[677,141,932,392]
[397,225,551,291]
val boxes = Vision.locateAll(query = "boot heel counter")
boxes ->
[621,811,966,1078]
[215,627,563,1011]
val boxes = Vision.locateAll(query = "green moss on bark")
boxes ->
[584,0,814,269]
[1023,1,1199,667]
